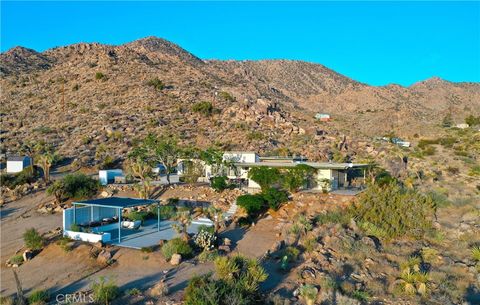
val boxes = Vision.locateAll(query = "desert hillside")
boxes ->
[1,36,479,164]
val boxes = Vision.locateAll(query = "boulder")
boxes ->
[170,254,182,265]
[150,280,169,297]
[97,249,112,264]
[223,238,231,246]
[23,250,35,261]
[219,245,231,253]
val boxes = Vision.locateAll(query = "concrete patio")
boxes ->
[105,219,206,249]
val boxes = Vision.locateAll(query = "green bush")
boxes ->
[125,211,149,222]
[237,194,265,216]
[192,101,214,116]
[197,224,215,234]
[23,228,44,250]
[95,72,105,80]
[0,169,37,189]
[161,238,193,261]
[211,176,228,192]
[147,77,164,90]
[150,205,177,220]
[91,276,119,304]
[57,236,73,252]
[9,254,24,265]
[469,165,480,176]
[28,290,49,304]
[316,210,350,226]
[47,173,99,202]
[69,223,81,232]
[353,183,436,240]
[248,167,281,191]
[282,164,315,192]
[262,187,288,211]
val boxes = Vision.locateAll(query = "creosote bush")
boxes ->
[192,101,214,116]
[27,290,50,304]
[353,183,436,240]
[91,276,120,304]
[161,238,193,261]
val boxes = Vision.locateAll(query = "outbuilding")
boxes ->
[99,169,124,185]
[6,156,32,174]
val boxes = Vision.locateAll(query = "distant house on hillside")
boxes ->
[6,156,32,174]
[99,169,124,185]
[315,113,331,122]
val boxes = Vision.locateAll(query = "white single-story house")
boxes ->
[315,113,331,121]
[99,169,124,185]
[456,123,469,129]
[6,156,32,174]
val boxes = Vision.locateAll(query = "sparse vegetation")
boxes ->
[23,228,44,250]
[192,101,214,116]
[46,173,99,203]
[147,77,164,90]
[27,289,49,304]
[161,238,193,261]
[91,276,120,304]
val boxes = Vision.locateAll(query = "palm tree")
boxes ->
[172,210,192,241]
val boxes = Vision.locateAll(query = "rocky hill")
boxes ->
[1,36,479,165]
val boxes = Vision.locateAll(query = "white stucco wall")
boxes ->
[223,152,259,163]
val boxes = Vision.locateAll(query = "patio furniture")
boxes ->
[121,220,142,229]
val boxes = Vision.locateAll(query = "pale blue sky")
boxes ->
[1,1,479,86]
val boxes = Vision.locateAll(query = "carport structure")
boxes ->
[66,197,159,243]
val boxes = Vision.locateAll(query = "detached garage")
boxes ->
[6,156,32,174]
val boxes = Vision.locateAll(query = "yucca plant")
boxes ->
[414,272,429,296]
[398,269,417,295]
[298,284,318,305]
[472,245,480,262]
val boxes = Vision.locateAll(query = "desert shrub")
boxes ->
[248,167,281,191]
[465,114,480,126]
[147,77,164,90]
[353,183,436,240]
[23,228,44,250]
[214,255,267,292]
[211,176,228,192]
[303,237,318,253]
[198,249,220,263]
[438,137,456,147]
[280,246,300,263]
[91,276,119,304]
[262,187,288,211]
[0,296,13,305]
[472,245,480,262]
[218,91,235,102]
[69,223,81,232]
[236,194,265,216]
[469,165,480,176]
[28,290,49,304]
[194,230,217,251]
[9,254,24,265]
[95,72,105,80]
[315,210,350,226]
[417,138,439,149]
[150,205,176,220]
[298,284,318,305]
[161,238,193,261]
[184,274,249,305]
[197,224,215,234]
[126,288,141,296]
[0,169,37,189]
[423,146,437,156]
[125,211,149,222]
[246,131,265,141]
[374,170,397,186]
[446,166,459,175]
[47,173,99,202]
[141,246,153,253]
[57,236,73,252]
[192,101,214,116]
[167,197,179,205]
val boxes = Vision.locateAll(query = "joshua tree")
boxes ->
[193,206,223,233]
[143,134,182,185]
[36,144,58,182]
[126,157,153,199]
[19,141,38,174]
[172,210,192,241]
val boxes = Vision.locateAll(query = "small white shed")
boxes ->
[6,156,32,174]
[99,169,124,185]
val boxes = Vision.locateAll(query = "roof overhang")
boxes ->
[73,197,158,209]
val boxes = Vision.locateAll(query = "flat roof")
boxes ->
[7,156,28,161]
[73,197,158,209]
[233,161,369,170]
